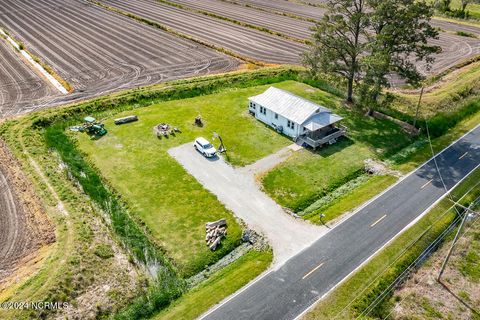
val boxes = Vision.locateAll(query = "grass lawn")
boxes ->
[76,81,311,276]
[303,175,398,224]
[153,250,272,320]
[394,111,480,173]
[261,83,413,212]
[262,140,372,211]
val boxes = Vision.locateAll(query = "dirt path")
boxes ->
[169,143,327,266]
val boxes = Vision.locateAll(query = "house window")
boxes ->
[275,113,278,119]
[260,106,266,115]
[287,120,294,129]
[250,102,255,109]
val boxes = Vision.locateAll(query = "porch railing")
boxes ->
[303,125,347,149]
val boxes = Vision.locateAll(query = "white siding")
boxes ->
[249,100,300,138]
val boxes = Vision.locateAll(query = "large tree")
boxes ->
[304,0,440,104]
[304,0,369,103]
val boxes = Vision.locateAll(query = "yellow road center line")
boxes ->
[421,179,433,189]
[302,262,324,280]
[370,214,387,228]
[459,152,468,160]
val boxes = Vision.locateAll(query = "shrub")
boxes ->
[93,244,115,259]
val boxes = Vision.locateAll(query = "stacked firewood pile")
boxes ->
[205,219,227,251]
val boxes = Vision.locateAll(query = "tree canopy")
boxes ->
[304,0,440,104]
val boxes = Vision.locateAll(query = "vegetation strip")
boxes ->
[219,0,317,23]
[153,250,272,320]
[44,125,185,316]
[0,28,70,94]
[156,0,309,44]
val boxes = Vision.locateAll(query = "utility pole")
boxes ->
[413,86,424,128]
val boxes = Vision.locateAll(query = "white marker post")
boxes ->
[0,28,69,95]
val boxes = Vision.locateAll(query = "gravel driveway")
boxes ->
[169,143,327,266]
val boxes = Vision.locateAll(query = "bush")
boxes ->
[93,244,115,259]
[456,30,477,38]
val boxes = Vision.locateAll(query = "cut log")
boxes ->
[206,219,227,229]
[209,237,222,250]
[114,115,138,125]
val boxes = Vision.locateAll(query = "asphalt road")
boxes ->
[202,125,480,320]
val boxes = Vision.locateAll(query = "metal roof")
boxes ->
[303,113,343,131]
[249,87,332,125]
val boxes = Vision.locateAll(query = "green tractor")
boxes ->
[79,116,107,136]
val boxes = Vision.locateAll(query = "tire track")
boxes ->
[0,141,55,283]
[0,38,57,116]
[0,0,237,115]
[99,0,306,64]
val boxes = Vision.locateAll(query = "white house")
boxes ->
[248,87,346,149]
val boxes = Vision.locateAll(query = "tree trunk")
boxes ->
[347,76,354,103]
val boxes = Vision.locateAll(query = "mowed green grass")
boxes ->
[76,82,297,276]
[154,250,272,320]
[261,84,413,212]
[263,140,372,211]
[304,175,398,224]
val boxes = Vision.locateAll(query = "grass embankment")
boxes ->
[303,175,398,224]
[0,122,142,319]
[305,166,480,320]
[395,61,480,116]
[443,0,480,19]
[154,250,272,320]
[392,111,480,173]
[392,199,480,319]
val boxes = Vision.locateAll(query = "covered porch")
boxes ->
[297,113,347,149]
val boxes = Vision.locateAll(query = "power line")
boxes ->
[357,195,480,319]
[333,200,461,319]
[332,180,480,319]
